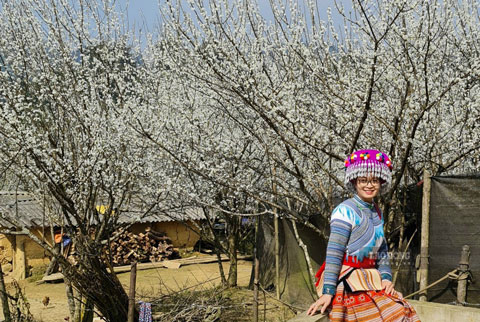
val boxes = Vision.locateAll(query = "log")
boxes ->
[104,228,179,266]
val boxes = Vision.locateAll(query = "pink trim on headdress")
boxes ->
[344,149,392,189]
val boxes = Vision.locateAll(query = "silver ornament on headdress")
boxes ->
[344,160,392,194]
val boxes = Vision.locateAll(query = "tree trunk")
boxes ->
[66,266,129,321]
[45,244,60,277]
[45,256,58,277]
[19,223,135,322]
[214,246,228,286]
[80,298,94,322]
[59,244,134,322]
[227,233,238,287]
[226,216,239,287]
[65,279,76,320]
[73,289,81,322]
[203,207,227,285]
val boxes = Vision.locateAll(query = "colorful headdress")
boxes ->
[344,149,393,193]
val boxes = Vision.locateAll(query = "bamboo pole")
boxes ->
[127,261,137,322]
[419,169,431,301]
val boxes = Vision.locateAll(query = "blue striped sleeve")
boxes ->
[322,205,354,295]
[377,238,392,281]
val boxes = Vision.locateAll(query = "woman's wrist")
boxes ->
[315,294,333,304]
[322,284,337,296]
[381,273,392,281]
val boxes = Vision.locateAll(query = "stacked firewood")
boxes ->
[106,227,179,266]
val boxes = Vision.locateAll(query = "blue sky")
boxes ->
[117,0,353,33]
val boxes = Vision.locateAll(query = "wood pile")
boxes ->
[106,227,179,266]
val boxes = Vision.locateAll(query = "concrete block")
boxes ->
[289,300,480,322]
[409,300,480,322]
[288,311,328,322]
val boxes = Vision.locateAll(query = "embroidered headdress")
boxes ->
[344,149,393,193]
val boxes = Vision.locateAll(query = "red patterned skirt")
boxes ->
[328,284,420,322]
[316,265,421,322]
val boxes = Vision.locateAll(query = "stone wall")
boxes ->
[0,234,14,273]
[0,228,53,279]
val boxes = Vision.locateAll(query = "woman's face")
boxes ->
[354,176,381,202]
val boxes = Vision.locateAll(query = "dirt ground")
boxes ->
[0,257,295,322]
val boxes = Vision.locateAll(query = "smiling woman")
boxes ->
[354,176,381,202]
[307,149,420,322]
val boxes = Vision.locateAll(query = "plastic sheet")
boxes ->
[426,175,480,304]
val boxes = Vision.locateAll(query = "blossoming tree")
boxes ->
[1,0,480,317]
[0,0,166,320]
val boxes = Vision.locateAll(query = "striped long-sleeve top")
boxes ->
[322,195,392,296]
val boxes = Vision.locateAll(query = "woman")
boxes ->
[307,149,420,321]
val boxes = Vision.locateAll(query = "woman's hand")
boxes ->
[307,294,333,316]
[382,280,401,297]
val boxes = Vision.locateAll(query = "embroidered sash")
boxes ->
[316,266,383,295]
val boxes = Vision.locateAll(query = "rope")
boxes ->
[447,301,480,307]
[259,286,304,311]
[404,269,462,299]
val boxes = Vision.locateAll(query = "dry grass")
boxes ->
[2,259,297,321]
[150,286,296,321]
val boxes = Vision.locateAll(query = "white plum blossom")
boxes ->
[0,0,479,310]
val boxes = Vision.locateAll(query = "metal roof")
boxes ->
[117,207,206,224]
[0,191,46,229]
[0,191,205,229]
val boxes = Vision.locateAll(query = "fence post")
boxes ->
[253,214,259,322]
[253,257,259,322]
[274,212,280,300]
[128,261,137,322]
[419,169,431,301]
[457,245,470,305]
